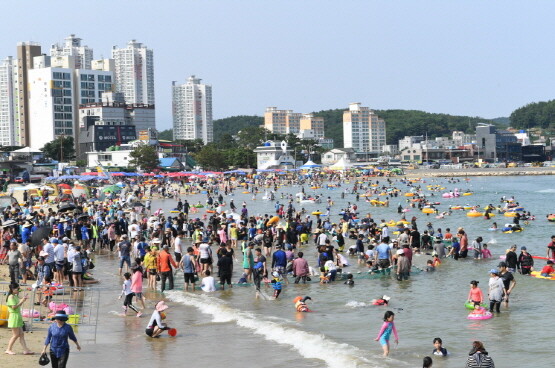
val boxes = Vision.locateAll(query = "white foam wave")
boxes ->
[345,301,369,308]
[166,291,389,368]
[537,189,555,193]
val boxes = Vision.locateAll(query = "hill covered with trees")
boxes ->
[509,100,555,131]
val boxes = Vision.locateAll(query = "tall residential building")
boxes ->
[28,55,114,150]
[172,75,213,144]
[299,113,325,139]
[0,57,15,146]
[112,40,154,105]
[264,107,302,135]
[50,34,93,70]
[14,41,42,146]
[343,103,386,154]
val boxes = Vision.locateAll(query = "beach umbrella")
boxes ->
[58,203,76,213]
[31,226,51,247]
[1,219,17,228]
[102,185,122,193]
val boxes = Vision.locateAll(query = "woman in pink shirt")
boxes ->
[218,225,228,245]
[131,259,145,309]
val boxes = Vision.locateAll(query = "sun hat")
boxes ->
[155,301,169,312]
[51,310,69,321]
[396,249,404,255]
[489,269,499,274]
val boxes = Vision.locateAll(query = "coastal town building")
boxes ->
[343,103,386,158]
[0,57,15,146]
[321,148,356,165]
[264,107,302,135]
[77,92,155,160]
[172,75,213,144]
[50,34,93,70]
[112,40,155,105]
[253,140,296,170]
[27,55,114,149]
[14,41,42,146]
[475,124,521,162]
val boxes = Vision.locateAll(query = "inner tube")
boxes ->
[312,211,323,215]
[467,308,493,320]
[466,211,483,217]
[465,302,487,310]
[531,271,555,280]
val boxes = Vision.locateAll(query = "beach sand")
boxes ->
[0,263,49,367]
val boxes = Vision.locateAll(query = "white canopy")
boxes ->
[329,157,353,170]
[11,147,42,154]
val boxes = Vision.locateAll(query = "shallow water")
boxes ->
[73,175,555,368]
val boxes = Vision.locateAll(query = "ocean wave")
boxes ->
[345,301,369,308]
[166,291,397,368]
[536,189,555,193]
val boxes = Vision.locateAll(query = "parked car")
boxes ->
[14,177,24,183]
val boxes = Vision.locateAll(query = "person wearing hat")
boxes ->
[487,268,504,313]
[396,249,410,281]
[497,261,516,306]
[145,301,171,338]
[42,310,81,365]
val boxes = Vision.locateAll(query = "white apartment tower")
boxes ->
[28,55,114,149]
[0,57,15,146]
[50,34,93,70]
[112,40,154,105]
[343,103,386,154]
[172,75,213,144]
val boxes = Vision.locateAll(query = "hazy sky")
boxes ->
[1,1,553,129]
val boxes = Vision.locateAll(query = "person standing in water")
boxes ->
[374,310,399,357]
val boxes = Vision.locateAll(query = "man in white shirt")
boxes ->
[128,220,140,239]
[200,270,217,292]
[43,238,56,268]
[53,240,66,284]
[173,231,184,263]
[317,230,328,246]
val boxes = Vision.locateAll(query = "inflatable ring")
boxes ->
[312,211,323,215]
[467,308,493,320]
[464,302,487,310]
[422,208,435,214]
[467,211,483,217]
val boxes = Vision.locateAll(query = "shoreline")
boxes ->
[403,167,555,177]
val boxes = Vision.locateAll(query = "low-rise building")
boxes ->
[253,141,295,170]
[321,148,356,165]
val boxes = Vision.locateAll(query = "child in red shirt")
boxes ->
[540,260,555,277]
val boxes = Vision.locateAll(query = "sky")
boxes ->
[1,1,554,130]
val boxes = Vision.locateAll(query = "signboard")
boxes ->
[138,130,149,141]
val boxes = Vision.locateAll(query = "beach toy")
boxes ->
[422,207,435,214]
[0,305,8,326]
[463,192,473,196]
[504,212,517,217]
[312,211,323,215]
[464,302,487,310]
[310,186,320,189]
[168,328,177,336]
[531,271,555,280]
[242,191,250,194]
[548,215,555,222]
[267,216,280,225]
[467,211,483,217]
[68,314,80,325]
[404,193,414,197]
[206,210,216,213]
[22,309,40,318]
[467,307,493,320]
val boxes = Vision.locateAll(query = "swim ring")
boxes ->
[467,307,493,320]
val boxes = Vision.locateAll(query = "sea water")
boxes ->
[73,175,555,368]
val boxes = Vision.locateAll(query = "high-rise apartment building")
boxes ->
[28,55,114,149]
[50,34,93,70]
[172,75,213,144]
[299,113,325,139]
[112,40,154,105]
[14,41,41,146]
[0,57,15,146]
[264,107,303,135]
[343,103,386,154]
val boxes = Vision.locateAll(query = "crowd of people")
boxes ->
[3,172,551,367]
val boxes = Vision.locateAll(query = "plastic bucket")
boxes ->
[68,314,80,325]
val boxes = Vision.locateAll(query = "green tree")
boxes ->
[157,129,174,140]
[173,138,205,153]
[41,136,75,162]
[236,126,273,148]
[213,115,263,141]
[194,144,228,170]
[128,144,160,172]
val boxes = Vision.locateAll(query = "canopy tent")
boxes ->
[299,160,322,169]
[11,147,43,154]
[328,157,353,171]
